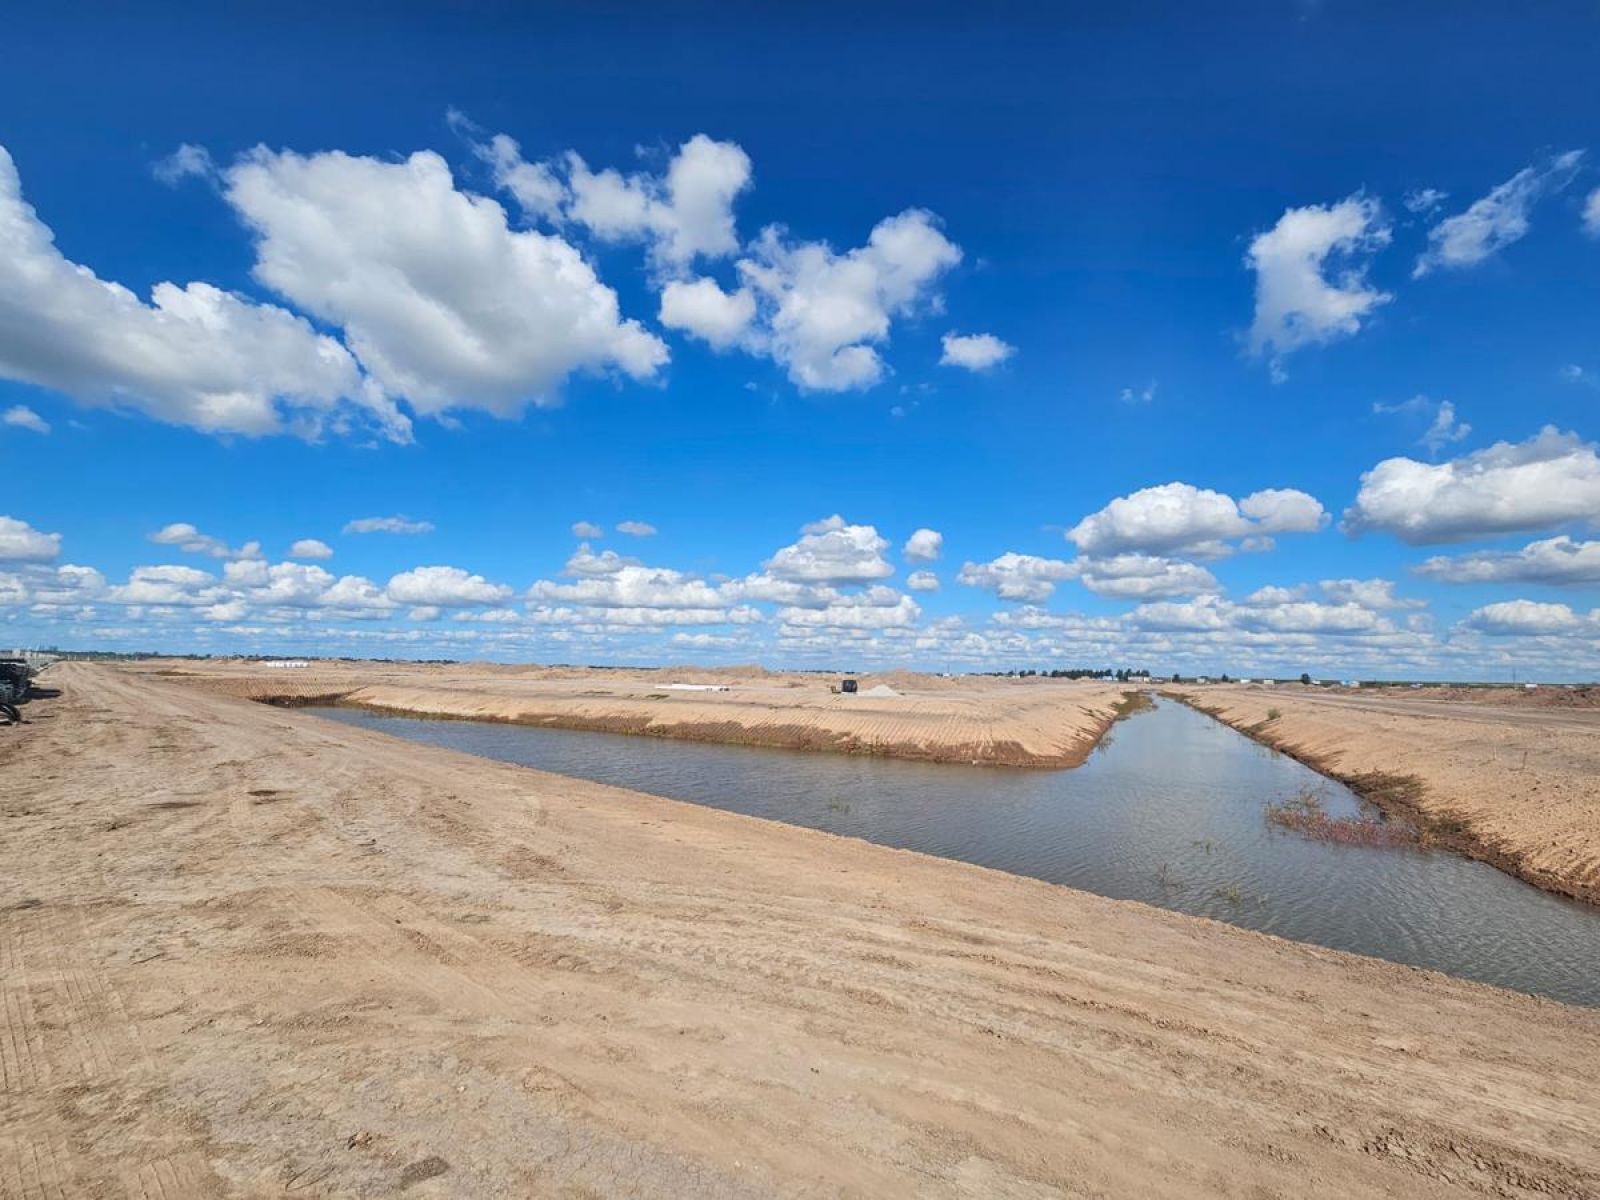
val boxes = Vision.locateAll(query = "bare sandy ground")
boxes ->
[3,664,1599,1197]
[1172,684,1600,905]
[125,659,1133,768]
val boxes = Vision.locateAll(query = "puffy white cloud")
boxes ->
[1068,482,1326,557]
[939,332,1014,371]
[2,405,48,434]
[0,516,60,562]
[1462,600,1588,636]
[906,570,940,592]
[902,527,943,562]
[957,553,1075,603]
[616,520,657,537]
[1244,194,1391,373]
[472,131,565,223]
[1414,151,1584,277]
[1585,188,1600,237]
[563,543,640,577]
[564,134,752,267]
[1417,535,1600,585]
[224,560,339,608]
[1235,599,1390,635]
[18,563,105,605]
[736,210,961,390]
[763,515,894,584]
[720,572,840,608]
[1119,381,1157,405]
[0,145,388,440]
[149,522,262,561]
[531,562,725,610]
[288,538,333,560]
[224,147,666,418]
[1074,554,1219,600]
[152,143,216,186]
[386,566,513,607]
[560,544,640,582]
[570,520,604,539]
[1318,578,1424,610]
[344,515,434,535]
[1343,428,1600,544]
[109,564,227,607]
[319,574,396,615]
[658,277,757,349]
[777,593,920,631]
[1125,589,1403,638]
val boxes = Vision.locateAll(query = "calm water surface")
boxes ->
[309,698,1600,1007]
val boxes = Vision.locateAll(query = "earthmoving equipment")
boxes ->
[0,658,34,724]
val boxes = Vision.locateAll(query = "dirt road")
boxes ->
[4,664,1598,1197]
[1175,684,1600,905]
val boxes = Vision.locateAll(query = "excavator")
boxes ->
[0,656,40,724]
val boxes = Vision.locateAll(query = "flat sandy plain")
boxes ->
[2,663,1599,1197]
[1175,683,1600,905]
[128,659,1136,768]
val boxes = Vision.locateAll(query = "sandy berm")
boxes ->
[2,663,1597,1197]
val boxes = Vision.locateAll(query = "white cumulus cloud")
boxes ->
[224,147,666,419]
[149,522,262,561]
[386,566,513,607]
[615,520,657,537]
[1416,535,1600,585]
[658,277,757,350]
[902,528,943,562]
[763,515,894,584]
[735,211,961,391]
[288,538,333,560]
[957,553,1076,603]
[1462,600,1588,636]
[939,332,1014,371]
[0,515,60,562]
[0,144,389,440]
[1343,428,1600,544]
[1245,194,1391,376]
[563,134,753,268]
[906,570,940,592]
[1068,482,1327,557]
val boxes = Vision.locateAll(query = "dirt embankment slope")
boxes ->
[3,663,1598,1197]
[128,659,1134,768]
[1171,684,1600,905]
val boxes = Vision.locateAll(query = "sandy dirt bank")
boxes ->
[3,663,1598,1197]
[124,659,1134,767]
[1170,684,1600,906]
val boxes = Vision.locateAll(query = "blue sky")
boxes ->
[2,2,1599,678]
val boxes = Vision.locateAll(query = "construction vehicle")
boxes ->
[0,657,36,724]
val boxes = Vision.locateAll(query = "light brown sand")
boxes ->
[1172,684,1600,905]
[3,663,1598,1197]
[126,659,1134,767]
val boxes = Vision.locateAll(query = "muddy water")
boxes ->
[309,697,1600,1007]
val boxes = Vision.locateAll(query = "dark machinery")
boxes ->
[0,657,34,724]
